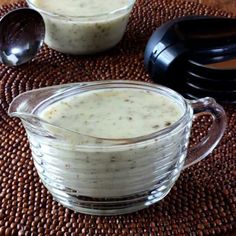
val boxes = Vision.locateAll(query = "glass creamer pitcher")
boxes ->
[8,80,226,215]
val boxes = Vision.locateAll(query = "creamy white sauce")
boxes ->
[29,0,134,54]
[33,0,130,16]
[31,87,189,198]
[40,89,183,139]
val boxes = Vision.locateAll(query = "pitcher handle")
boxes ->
[183,97,227,169]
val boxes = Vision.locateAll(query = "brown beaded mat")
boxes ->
[0,0,236,235]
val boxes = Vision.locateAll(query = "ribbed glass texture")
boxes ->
[9,81,193,215]
[26,118,191,215]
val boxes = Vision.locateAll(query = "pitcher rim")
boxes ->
[8,80,193,148]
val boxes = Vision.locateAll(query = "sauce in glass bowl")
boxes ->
[40,88,183,140]
[27,0,136,54]
[36,87,185,200]
[9,81,226,214]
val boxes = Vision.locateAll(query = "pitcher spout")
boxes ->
[8,81,120,146]
[8,91,38,120]
[8,82,91,119]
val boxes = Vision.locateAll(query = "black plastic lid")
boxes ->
[144,16,236,103]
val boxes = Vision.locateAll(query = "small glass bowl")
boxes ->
[26,0,136,55]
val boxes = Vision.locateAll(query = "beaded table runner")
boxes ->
[0,1,235,235]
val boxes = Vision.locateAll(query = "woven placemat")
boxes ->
[0,0,235,235]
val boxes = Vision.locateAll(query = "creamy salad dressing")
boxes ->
[29,0,134,54]
[40,89,184,140]
[10,81,224,213]
[27,86,189,198]
[33,0,130,16]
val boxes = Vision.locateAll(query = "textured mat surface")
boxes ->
[0,0,235,235]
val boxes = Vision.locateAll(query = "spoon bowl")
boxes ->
[0,8,45,66]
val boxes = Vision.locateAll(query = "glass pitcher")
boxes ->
[8,80,226,215]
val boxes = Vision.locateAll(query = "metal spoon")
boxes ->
[0,8,45,66]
